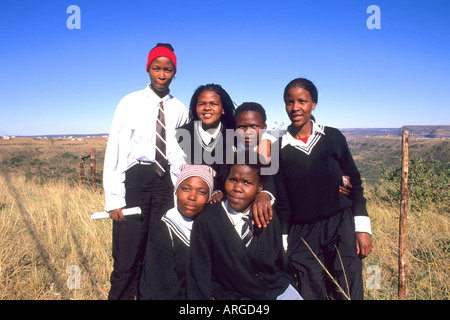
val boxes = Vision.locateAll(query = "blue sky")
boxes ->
[1,0,449,136]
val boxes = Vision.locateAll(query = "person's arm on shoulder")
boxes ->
[252,176,276,229]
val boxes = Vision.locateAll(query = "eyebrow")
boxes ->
[197,99,219,103]
[181,183,208,190]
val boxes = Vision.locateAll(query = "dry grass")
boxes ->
[0,137,448,300]
[0,173,111,300]
[1,174,448,300]
[362,182,450,300]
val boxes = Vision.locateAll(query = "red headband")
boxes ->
[146,46,177,72]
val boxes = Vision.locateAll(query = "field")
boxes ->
[0,136,449,300]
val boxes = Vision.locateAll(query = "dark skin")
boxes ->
[109,57,176,222]
[225,164,263,213]
[253,87,372,258]
[209,111,274,220]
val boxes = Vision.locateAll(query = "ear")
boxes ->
[312,102,317,110]
[263,123,267,129]
[257,182,263,193]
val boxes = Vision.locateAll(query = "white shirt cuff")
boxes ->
[282,234,288,251]
[104,194,126,212]
[354,215,372,234]
[260,190,275,205]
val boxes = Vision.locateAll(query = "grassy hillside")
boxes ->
[348,137,449,181]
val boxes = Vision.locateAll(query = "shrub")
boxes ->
[379,156,449,214]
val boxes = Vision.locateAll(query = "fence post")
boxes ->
[90,148,96,191]
[398,130,409,300]
[79,153,85,186]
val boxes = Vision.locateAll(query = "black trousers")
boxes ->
[108,164,174,300]
[287,209,364,300]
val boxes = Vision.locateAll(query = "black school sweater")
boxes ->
[187,202,295,300]
[275,125,368,232]
[176,121,232,193]
[140,217,190,300]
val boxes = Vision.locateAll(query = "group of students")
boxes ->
[103,43,372,300]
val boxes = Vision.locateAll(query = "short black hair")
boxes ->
[235,102,267,124]
[283,78,318,104]
[155,43,174,52]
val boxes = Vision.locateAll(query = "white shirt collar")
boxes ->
[145,84,171,103]
[221,199,251,226]
[281,120,325,148]
[196,121,222,145]
[164,207,194,239]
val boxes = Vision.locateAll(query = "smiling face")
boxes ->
[285,86,316,133]
[148,56,175,97]
[196,91,224,130]
[176,177,210,219]
[225,164,263,213]
[235,110,266,148]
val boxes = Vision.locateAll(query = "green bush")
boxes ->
[379,156,449,214]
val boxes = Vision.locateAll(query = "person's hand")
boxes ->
[109,207,126,222]
[355,232,372,259]
[252,192,273,229]
[339,175,352,196]
[209,191,223,204]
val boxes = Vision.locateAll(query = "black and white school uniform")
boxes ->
[275,120,371,300]
[187,200,299,300]
[176,121,232,195]
[139,207,192,300]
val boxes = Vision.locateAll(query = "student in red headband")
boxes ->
[103,43,188,300]
[146,43,177,98]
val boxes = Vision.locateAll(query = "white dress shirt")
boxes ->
[103,85,188,211]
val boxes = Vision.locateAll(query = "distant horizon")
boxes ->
[3,124,449,138]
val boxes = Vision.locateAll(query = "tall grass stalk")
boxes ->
[0,174,448,299]
[0,174,112,300]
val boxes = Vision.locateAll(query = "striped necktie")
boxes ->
[241,215,253,247]
[155,101,167,177]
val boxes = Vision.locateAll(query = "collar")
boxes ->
[221,200,251,226]
[163,207,194,238]
[281,120,325,149]
[145,84,171,103]
[196,121,222,145]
